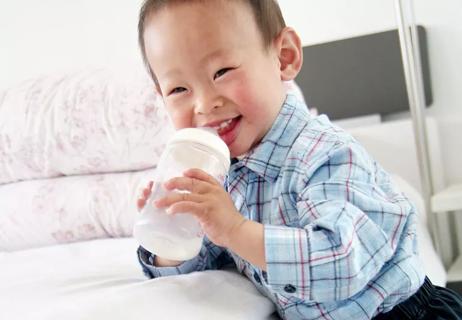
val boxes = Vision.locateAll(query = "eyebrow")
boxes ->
[162,68,183,80]
[160,47,234,81]
[199,47,233,65]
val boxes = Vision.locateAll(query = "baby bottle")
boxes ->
[134,128,230,261]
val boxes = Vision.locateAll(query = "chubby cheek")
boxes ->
[229,80,262,122]
[227,83,270,156]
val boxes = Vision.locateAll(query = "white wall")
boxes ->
[1,0,460,118]
[279,0,396,46]
[0,0,144,89]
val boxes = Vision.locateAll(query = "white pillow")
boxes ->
[0,68,174,185]
[0,168,155,251]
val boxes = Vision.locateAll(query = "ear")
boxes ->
[274,27,303,81]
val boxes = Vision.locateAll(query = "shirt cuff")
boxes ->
[137,246,203,278]
[264,225,311,298]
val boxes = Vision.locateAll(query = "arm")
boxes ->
[227,219,266,270]
[263,143,416,302]
[154,143,416,300]
[154,256,183,267]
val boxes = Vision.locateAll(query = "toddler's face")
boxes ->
[143,0,286,157]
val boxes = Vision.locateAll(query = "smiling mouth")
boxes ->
[212,116,242,136]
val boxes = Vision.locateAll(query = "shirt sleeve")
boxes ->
[137,237,234,279]
[264,143,416,302]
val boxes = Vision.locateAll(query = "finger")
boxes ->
[147,181,154,191]
[163,176,210,194]
[142,187,151,199]
[155,192,204,208]
[137,198,146,211]
[166,201,204,218]
[183,168,220,185]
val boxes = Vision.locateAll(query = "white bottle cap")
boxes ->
[169,128,231,171]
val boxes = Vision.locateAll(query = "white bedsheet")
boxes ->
[0,174,446,320]
[0,238,276,320]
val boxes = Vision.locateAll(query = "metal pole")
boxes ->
[394,0,440,254]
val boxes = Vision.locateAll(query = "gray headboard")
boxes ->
[295,26,432,120]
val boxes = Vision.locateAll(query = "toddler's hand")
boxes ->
[154,168,245,248]
[137,181,154,212]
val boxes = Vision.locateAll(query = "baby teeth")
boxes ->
[214,119,233,130]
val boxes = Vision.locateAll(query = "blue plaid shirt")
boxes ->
[138,94,425,319]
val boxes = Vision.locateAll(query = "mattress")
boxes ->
[0,174,446,320]
[0,238,277,320]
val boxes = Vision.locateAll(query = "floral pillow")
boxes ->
[0,68,174,185]
[0,168,154,251]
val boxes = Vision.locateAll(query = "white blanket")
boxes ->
[0,238,276,320]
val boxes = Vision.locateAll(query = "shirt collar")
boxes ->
[231,94,310,182]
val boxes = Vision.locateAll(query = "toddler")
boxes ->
[136,0,462,319]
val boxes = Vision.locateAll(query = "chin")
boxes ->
[229,149,244,158]
[228,129,261,158]
[229,141,252,159]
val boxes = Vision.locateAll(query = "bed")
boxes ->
[0,180,445,320]
[0,68,446,320]
[0,5,446,319]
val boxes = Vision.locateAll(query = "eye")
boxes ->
[213,68,233,80]
[169,87,186,95]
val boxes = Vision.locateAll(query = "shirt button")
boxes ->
[253,272,261,284]
[284,284,297,293]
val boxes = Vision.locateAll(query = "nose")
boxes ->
[194,84,222,115]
